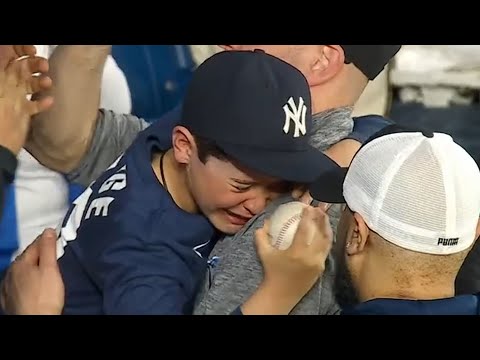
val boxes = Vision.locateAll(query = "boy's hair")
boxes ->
[191,131,231,164]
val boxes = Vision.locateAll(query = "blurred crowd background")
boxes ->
[3,44,480,268]
[76,45,480,163]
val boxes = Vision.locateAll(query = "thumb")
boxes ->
[20,234,42,264]
[38,228,59,267]
[254,219,273,258]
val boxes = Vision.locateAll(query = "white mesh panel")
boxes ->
[344,133,420,228]
[379,140,448,253]
[447,135,480,244]
[343,132,480,255]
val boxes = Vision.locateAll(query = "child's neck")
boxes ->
[151,149,199,214]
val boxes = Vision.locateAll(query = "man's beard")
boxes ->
[334,253,360,309]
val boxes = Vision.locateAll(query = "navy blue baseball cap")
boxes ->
[180,50,339,183]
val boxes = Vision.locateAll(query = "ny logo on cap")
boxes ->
[283,97,307,138]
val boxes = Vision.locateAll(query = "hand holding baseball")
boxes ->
[254,204,333,308]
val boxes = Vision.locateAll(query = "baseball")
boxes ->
[268,201,308,250]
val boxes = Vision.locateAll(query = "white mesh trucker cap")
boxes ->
[309,124,480,255]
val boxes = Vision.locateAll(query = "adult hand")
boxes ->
[0,53,53,154]
[0,229,64,315]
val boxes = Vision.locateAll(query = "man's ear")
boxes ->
[172,126,196,165]
[346,212,370,256]
[309,45,345,86]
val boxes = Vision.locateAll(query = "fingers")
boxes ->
[27,95,54,116]
[254,219,272,256]
[12,56,49,83]
[310,207,333,253]
[291,186,307,200]
[263,219,271,234]
[318,202,332,212]
[1,56,49,97]
[289,206,333,255]
[0,46,36,70]
[289,206,318,252]
[27,56,49,75]
[0,55,50,101]
[13,45,36,58]
[299,191,313,205]
[309,201,332,212]
[22,74,52,95]
[38,228,59,268]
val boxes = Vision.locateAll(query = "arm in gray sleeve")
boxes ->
[65,109,150,187]
[195,212,269,315]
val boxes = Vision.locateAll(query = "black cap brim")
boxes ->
[216,141,340,184]
[308,166,348,204]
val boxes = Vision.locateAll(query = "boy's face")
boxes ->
[173,126,292,235]
[189,154,292,235]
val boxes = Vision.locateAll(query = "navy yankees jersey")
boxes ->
[57,125,217,315]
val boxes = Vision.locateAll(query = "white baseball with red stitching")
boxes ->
[268,201,308,250]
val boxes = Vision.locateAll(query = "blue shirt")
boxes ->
[112,45,195,121]
[231,294,480,315]
[341,294,480,315]
[58,125,217,315]
[348,114,393,144]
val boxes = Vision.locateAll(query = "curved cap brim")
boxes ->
[217,141,340,184]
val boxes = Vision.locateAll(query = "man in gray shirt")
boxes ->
[23,45,400,314]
